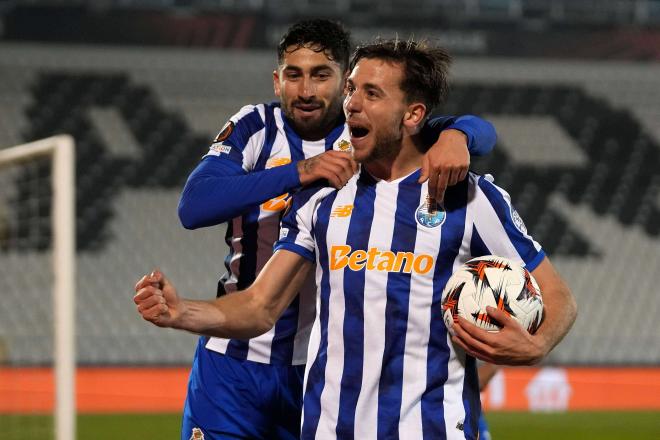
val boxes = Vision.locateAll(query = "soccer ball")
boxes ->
[441,255,544,333]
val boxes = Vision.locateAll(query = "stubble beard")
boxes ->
[361,123,403,164]
[283,96,344,141]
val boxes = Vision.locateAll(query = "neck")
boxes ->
[363,134,424,182]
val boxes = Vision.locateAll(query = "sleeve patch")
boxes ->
[208,143,232,156]
[213,120,235,143]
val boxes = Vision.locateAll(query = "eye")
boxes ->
[345,83,355,94]
[315,72,331,80]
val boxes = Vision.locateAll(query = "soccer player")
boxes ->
[174,19,496,440]
[136,38,576,439]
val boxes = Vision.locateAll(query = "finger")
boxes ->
[434,171,449,203]
[486,306,518,328]
[447,168,460,187]
[457,167,468,182]
[133,286,161,304]
[141,303,168,322]
[336,161,355,185]
[135,275,151,291]
[418,155,430,183]
[136,293,166,311]
[456,316,495,344]
[428,167,438,198]
[325,171,343,189]
[452,321,496,359]
[451,335,497,363]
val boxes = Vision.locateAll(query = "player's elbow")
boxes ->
[178,199,203,230]
[565,287,578,326]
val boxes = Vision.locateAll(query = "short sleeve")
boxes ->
[471,174,545,271]
[274,185,332,262]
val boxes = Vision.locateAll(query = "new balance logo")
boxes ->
[331,205,353,218]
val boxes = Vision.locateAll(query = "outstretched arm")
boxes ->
[450,256,577,365]
[134,250,313,339]
[178,151,356,229]
[419,115,497,202]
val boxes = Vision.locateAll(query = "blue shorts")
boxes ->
[181,337,305,440]
[478,412,491,440]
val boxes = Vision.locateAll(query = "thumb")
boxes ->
[160,274,179,303]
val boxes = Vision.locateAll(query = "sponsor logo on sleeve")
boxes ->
[510,206,528,235]
[209,143,232,156]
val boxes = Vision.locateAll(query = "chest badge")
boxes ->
[416,194,445,228]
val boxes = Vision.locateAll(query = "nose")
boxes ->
[344,90,361,114]
[300,76,315,98]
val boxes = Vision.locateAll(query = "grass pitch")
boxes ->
[0,411,658,439]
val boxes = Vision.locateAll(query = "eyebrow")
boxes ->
[347,78,385,94]
[283,65,335,74]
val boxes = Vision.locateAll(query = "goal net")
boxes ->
[0,135,75,440]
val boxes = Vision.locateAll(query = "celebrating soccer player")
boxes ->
[170,19,496,440]
[135,38,576,439]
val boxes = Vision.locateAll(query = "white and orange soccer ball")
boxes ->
[441,255,544,333]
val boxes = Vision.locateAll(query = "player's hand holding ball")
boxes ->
[442,256,547,365]
[134,270,184,328]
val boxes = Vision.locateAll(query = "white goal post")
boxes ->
[0,135,76,440]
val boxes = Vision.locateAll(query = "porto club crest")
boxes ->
[416,194,445,228]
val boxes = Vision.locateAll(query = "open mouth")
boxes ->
[349,124,370,139]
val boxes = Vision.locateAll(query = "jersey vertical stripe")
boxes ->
[336,177,377,439]
[378,173,421,440]
[205,102,351,365]
[353,178,398,440]
[301,190,339,439]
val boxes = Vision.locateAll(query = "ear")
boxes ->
[273,69,281,97]
[403,102,427,130]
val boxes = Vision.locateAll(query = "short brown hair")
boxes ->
[349,39,451,112]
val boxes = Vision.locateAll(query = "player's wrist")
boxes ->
[437,128,468,148]
[528,333,550,364]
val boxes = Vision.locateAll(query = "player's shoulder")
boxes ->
[293,181,336,210]
[468,171,500,192]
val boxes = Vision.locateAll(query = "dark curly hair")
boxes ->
[278,19,351,71]
[350,38,451,112]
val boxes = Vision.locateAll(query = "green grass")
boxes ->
[1,411,658,439]
[487,411,660,440]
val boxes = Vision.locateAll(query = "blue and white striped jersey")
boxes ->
[275,169,545,439]
[204,102,349,365]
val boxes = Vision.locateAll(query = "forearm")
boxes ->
[449,115,496,156]
[534,283,578,357]
[169,250,313,339]
[174,292,273,339]
[178,158,301,229]
[422,115,496,156]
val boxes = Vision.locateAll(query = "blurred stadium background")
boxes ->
[0,0,659,439]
